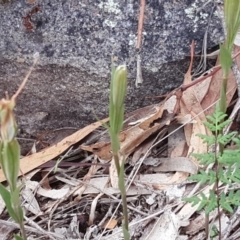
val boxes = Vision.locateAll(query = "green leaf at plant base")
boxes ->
[0,183,18,222]
[0,140,20,192]
[11,187,24,223]
[122,226,130,240]
[14,234,24,240]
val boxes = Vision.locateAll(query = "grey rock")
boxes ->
[0,0,223,140]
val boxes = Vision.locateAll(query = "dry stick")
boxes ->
[136,0,145,50]
[135,0,145,87]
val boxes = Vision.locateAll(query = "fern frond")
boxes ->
[230,190,240,206]
[190,191,218,214]
[189,169,216,185]
[204,104,231,133]
[197,192,209,211]
[219,149,240,164]
[192,152,215,165]
[217,132,237,145]
[196,133,216,146]
[220,190,240,213]
[219,168,232,185]
[233,136,240,148]
[216,119,232,131]
[228,169,240,184]
[205,190,218,214]
[183,195,201,206]
[220,193,233,213]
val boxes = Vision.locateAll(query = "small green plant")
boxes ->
[0,56,37,240]
[107,63,130,240]
[0,96,26,240]
[219,0,240,114]
[184,1,240,239]
[184,104,240,239]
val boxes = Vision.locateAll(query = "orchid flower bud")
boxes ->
[0,99,17,142]
[110,65,127,135]
[112,65,127,108]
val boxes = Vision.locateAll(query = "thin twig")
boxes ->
[136,0,145,50]
[135,0,145,87]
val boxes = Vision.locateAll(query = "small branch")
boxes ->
[135,0,145,87]
[136,0,145,50]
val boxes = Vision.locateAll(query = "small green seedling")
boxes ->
[0,56,38,240]
[184,1,240,239]
[108,63,130,240]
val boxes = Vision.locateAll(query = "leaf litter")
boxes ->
[1,45,240,239]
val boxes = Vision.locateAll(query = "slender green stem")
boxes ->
[216,72,228,239]
[109,64,129,239]
[19,222,27,240]
[120,188,129,232]
[209,129,224,239]
[111,139,120,174]
[219,74,228,115]
[112,147,129,235]
[215,164,222,240]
